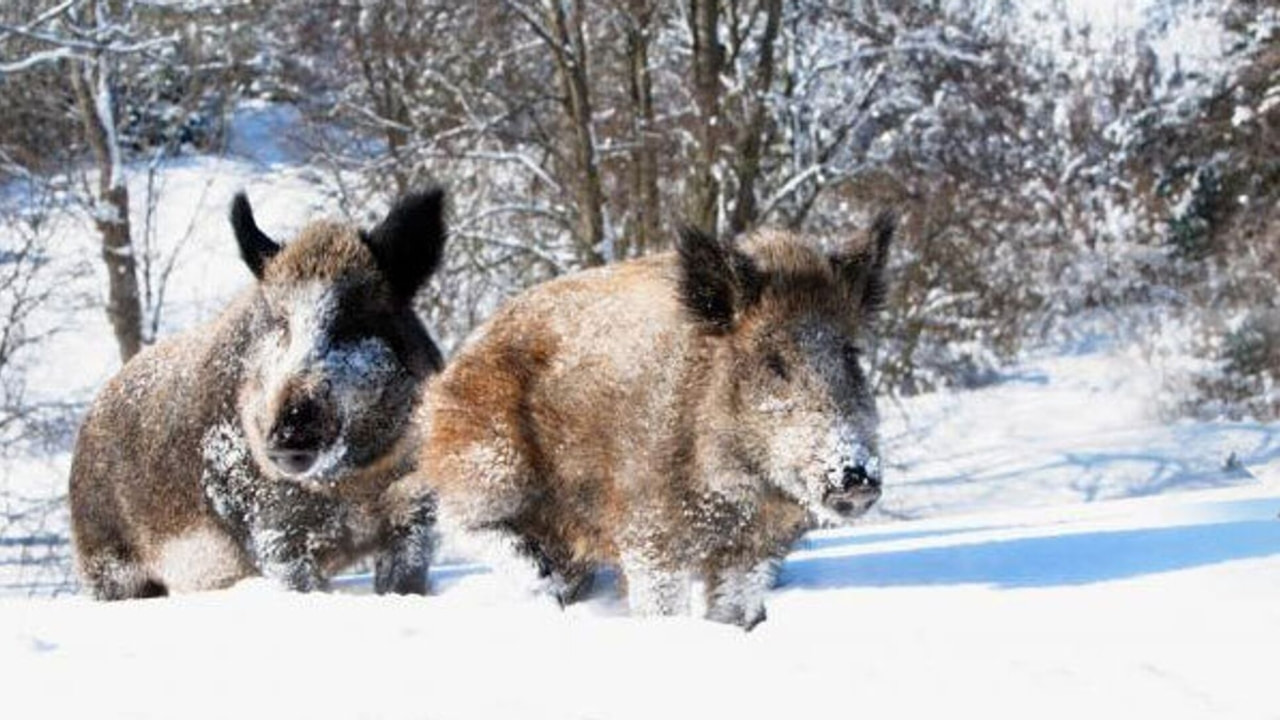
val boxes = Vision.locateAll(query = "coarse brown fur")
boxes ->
[70,189,447,599]
[405,216,894,628]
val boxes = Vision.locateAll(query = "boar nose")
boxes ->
[267,447,318,476]
[266,395,329,475]
[841,462,881,493]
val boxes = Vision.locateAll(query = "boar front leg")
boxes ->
[248,488,344,592]
[375,491,437,595]
[703,557,780,630]
[620,547,690,618]
[251,529,327,591]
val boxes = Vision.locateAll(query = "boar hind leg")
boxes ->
[436,499,575,601]
[515,535,598,606]
[442,514,573,601]
[557,563,597,605]
[430,429,570,600]
[703,558,780,630]
[79,545,166,601]
[74,505,166,600]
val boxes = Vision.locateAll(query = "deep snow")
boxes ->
[874,346,1274,520]
[3,482,1277,720]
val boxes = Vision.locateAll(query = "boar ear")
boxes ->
[364,187,448,304]
[230,193,281,280]
[676,226,761,333]
[386,313,444,380]
[831,210,895,316]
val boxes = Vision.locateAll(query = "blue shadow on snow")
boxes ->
[779,519,1280,590]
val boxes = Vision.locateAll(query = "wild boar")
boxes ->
[412,215,894,628]
[70,189,448,599]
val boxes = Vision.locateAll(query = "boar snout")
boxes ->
[823,451,882,518]
[840,461,880,493]
[266,387,338,477]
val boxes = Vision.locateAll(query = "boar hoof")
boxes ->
[374,557,429,595]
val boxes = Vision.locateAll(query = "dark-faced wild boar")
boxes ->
[413,215,894,628]
[70,189,448,599]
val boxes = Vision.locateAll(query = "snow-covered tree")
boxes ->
[0,0,169,361]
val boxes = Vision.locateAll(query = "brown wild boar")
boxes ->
[70,189,448,599]
[412,215,894,628]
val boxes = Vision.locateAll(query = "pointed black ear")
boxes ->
[832,210,896,316]
[230,192,281,280]
[364,187,448,304]
[676,226,761,333]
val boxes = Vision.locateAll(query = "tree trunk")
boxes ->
[70,44,143,363]
[352,3,411,197]
[686,0,722,235]
[549,0,607,266]
[624,0,662,256]
[97,184,143,362]
[728,0,781,235]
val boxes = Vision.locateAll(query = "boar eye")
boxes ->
[274,313,291,344]
[842,344,864,372]
[764,351,789,380]
[330,312,362,345]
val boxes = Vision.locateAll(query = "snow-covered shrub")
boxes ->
[1128,3,1280,417]
[0,2,83,179]
[116,62,226,155]
[113,3,277,156]
[1222,310,1280,379]
[1176,310,1280,421]
[0,182,75,457]
[1163,163,1225,261]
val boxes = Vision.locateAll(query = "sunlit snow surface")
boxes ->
[3,482,1277,719]
[873,347,1276,520]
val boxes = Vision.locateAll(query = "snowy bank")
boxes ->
[3,482,1277,720]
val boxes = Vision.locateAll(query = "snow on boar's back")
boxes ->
[70,189,448,600]
[411,214,894,629]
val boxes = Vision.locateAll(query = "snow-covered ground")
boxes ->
[875,346,1273,520]
[3,482,1276,719]
[2,100,1278,718]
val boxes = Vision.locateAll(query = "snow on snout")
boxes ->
[265,283,338,387]
[262,282,400,407]
[822,424,881,488]
[266,284,399,394]
[249,283,335,417]
[324,336,399,393]
[249,283,401,480]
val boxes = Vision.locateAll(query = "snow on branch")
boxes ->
[22,0,82,32]
[0,46,82,73]
[843,41,992,68]
[436,150,567,196]
[0,22,177,59]
[758,163,825,220]
[501,0,574,61]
